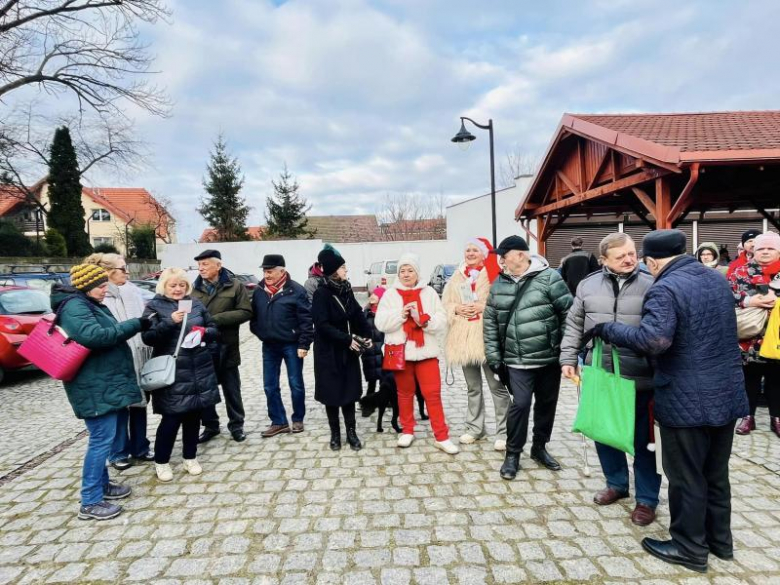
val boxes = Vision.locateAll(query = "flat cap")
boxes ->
[194,249,221,261]
[642,229,687,259]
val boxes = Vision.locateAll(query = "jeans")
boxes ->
[155,411,201,464]
[506,364,561,454]
[462,363,511,439]
[595,391,662,507]
[262,342,306,426]
[82,411,121,506]
[201,365,246,433]
[109,407,151,461]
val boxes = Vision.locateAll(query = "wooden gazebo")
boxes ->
[516,111,780,256]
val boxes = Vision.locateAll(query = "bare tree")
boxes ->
[499,145,538,188]
[143,191,175,244]
[377,192,447,241]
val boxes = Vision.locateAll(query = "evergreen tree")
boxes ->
[47,127,92,256]
[0,220,32,256]
[265,165,315,239]
[129,224,157,259]
[198,136,251,242]
[44,228,67,257]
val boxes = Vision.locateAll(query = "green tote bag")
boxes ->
[571,338,636,455]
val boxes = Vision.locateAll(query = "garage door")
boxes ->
[623,222,694,256]
[545,224,619,267]
[697,220,764,257]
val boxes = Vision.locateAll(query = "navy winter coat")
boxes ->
[601,256,748,428]
[141,295,221,416]
[250,279,314,350]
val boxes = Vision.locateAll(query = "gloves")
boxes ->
[488,362,502,376]
[138,316,153,331]
[581,323,606,348]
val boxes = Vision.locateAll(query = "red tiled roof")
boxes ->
[84,187,173,239]
[0,186,28,216]
[199,216,382,244]
[199,226,265,243]
[564,111,780,164]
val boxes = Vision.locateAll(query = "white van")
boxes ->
[365,260,398,291]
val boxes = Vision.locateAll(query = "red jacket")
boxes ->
[726,251,750,279]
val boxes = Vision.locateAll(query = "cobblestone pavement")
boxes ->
[1,332,779,584]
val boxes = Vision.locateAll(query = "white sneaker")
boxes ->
[155,463,173,482]
[182,458,202,476]
[459,433,479,444]
[494,439,507,452]
[397,434,415,448]
[434,439,460,455]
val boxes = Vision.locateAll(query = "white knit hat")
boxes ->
[397,252,421,275]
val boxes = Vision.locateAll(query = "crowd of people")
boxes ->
[49,225,779,573]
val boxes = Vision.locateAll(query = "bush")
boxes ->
[0,220,32,256]
[44,228,68,257]
[93,243,120,254]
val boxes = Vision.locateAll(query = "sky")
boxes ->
[69,0,780,241]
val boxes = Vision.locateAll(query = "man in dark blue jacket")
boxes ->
[589,230,748,574]
[250,254,314,437]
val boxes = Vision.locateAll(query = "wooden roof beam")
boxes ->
[631,187,657,218]
[556,170,581,196]
[666,163,701,226]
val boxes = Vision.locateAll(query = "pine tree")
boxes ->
[198,136,251,242]
[265,165,315,239]
[47,127,92,256]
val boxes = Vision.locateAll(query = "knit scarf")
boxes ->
[264,272,288,296]
[463,263,483,292]
[757,259,780,282]
[398,287,426,347]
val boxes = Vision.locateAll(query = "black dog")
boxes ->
[360,378,427,433]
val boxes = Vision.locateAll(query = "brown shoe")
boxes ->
[631,504,656,526]
[593,487,629,506]
[292,421,304,433]
[261,424,291,438]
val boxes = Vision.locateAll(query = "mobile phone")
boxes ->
[178,300,193,313]
[757,284,770,295]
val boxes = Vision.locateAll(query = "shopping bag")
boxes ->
[571,338,636,455]
[759,303,780,360]
[18,314,90,381]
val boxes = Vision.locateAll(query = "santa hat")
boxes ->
[466,237,501,283]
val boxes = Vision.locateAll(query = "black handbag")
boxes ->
[496,274,537,388]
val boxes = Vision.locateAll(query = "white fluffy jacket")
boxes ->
[441,264,491,366]
[374,280,447,362]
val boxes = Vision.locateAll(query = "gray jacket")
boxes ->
[560,266,654,391]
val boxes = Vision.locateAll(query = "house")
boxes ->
[0,180,176,256]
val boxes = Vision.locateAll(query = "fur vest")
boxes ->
[442,264,491,366]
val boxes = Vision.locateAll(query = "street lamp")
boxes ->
[451,116,497,246]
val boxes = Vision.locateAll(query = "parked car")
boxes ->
[234,273,260,297]
[129,280,157,303]
[0,266,70,294]
[0,287,52,383]
[428,264,457,296]
[364,260,398,291]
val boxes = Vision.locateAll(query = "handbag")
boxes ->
[382,343,406,371]
[139,312,188,391]
[495,274,537,387]
[736,306,769,340]
[18,299,91,381]
[571,338,636,455]
[759,303,780,360]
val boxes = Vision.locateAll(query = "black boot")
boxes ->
[329,428,341,451]
[500,452,520,480]
[346,425,362,451]
[531,444,561,471]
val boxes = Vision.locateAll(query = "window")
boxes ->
[91,208,111,221]
[385,261,398,275]
[92,237,114,247]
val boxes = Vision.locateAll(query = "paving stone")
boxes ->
[125,557,170,581]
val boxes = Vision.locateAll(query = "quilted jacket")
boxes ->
[601,255,748,428]
[483,255,573,367]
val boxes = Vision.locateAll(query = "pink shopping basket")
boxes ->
[18,314,90,381]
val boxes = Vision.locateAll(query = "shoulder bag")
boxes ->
[735,306,769,340]
[140,312,188,391]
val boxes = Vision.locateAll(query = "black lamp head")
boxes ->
[451,120,476,144]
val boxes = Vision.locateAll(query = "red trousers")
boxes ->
[393,358,449,441]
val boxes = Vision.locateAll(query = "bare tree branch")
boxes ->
[377,192,447,241]
[499,145,539,188]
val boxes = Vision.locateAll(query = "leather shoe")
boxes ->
[500,452,521,480]
[198,428,220,444]
[131,451,155,462]
[735,415,755,436]
[593,487,629,506]
[530,446,561,471]
[231,430,246,442]
[771,417,780,439]
[261,424,291,438]
[631,504,656,526]
[641,538,707,573]
[709,546,733,561]
[110,458,132,471]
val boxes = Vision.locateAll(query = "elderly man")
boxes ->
[589,230,748,573]
[191,250,252,443]
[250,254,313,437]
[483,235,572,480]
[560,233,661,526]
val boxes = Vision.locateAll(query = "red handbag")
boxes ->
[18,312,91,382]
[382,343,406,371]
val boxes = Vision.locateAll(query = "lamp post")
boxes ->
[451,116,497,247]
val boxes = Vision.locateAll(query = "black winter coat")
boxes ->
[141,295,221,415]
[312,283,371,406]
[250,279,314,349]
[360,307,384,383]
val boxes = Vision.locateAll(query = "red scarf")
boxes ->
[264,273,288,296]
[758,259,780,281]
[398,287,427,347]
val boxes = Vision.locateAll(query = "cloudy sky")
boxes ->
[111,0,780,241]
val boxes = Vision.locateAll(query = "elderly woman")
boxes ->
[442,237,509,451]
[84,253,153,470]
[52,264,150,520]
[375,252,458,454]
[312,247,372,450]
[730,231,780,437]
[142,268,221,481]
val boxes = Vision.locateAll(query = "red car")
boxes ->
[0,286,53,383]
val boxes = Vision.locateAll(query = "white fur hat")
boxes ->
[397,252,421,275]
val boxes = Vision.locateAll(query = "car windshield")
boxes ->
[443,265,457,278]
[386,262,398,274]
[0,289,52,315]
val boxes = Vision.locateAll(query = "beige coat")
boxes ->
[442,264,491,366]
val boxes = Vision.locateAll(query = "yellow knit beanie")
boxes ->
[70,264,109,293]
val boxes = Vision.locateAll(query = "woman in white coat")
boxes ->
[375,252,458,454]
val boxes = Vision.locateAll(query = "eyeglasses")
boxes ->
[114,267,128,274]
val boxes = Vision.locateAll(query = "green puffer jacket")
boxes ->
[51,286,143,419]
[483,255,573,367]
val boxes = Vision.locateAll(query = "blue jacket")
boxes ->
[250,279,314,350]
[601,255,748,428]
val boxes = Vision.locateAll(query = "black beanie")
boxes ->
[642,229,687,259]
[318,248,345,276]
[741,229,761,245]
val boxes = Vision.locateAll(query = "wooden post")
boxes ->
[655,177,672,229]
[536,216,547,256]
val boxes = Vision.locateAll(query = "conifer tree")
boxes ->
[265,165,315,239]
[198,136,251,241]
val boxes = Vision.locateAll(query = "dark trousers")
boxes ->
[201,365,245,433]
[155,411,201,464]
[326,403,356,431]
[506,363,561,454]
[660,421,736,559]
[128,407,151,457]
[744,361,780,417]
